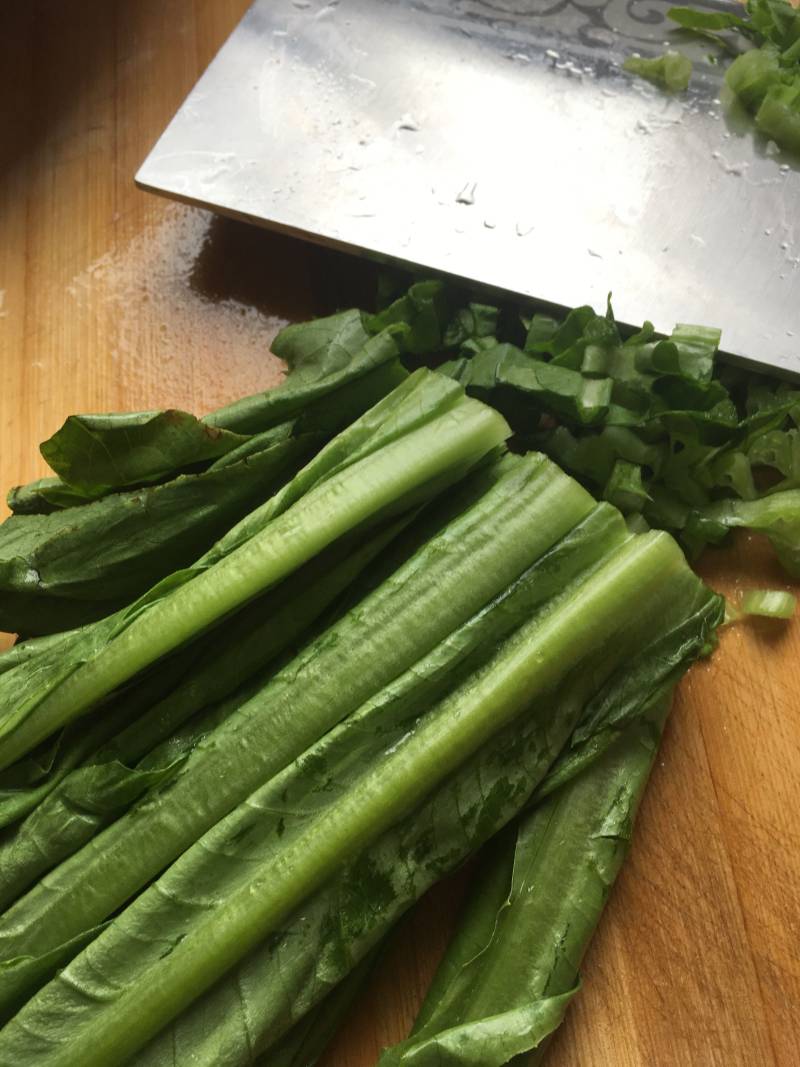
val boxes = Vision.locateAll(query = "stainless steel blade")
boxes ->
[136,0,800,374]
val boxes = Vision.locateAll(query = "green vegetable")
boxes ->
[367,280,452,356]
[0,523,714,1066]
[703,489,800,574]
[379,689,674,1067]
[669,0,800,153]
[0,452,587,1012]
[726,46,785,109]
[0,519,410,907]
[39,410,250,496]
[0,370,507,772]
[0,424,318,634]
[122,516,719,1067]
[379,282,800,575]
[129,504,630,1065]
[257,952,379,1067]
[207,309,407,434]
[623,51,693,92]
[755,81,800,152]
[0,312,408,633]
[740,588,797,617]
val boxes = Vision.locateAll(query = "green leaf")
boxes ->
[380,689,674,1067]
[40,411,249,496]
[0,426,316,634]
[669,5,759,45]
[755,81,800,153]
[703,489,800,575]
[462,343,612,428]
[444,303,500,350]
[725,45,784,110]
[6,478,104,515]
[208,311,407,434]
[366,281,451,356]
[603,460,650,513]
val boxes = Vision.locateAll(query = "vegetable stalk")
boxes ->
[0,531,701,1065]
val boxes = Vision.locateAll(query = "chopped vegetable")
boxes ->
[370,282,800,575]
[740,588,797,616]
[669,0,800,152]
[623,51,693,91]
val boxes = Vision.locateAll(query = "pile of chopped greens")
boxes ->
[0,278,793,1065]
[367,278,800,574]
[669,0,800,152]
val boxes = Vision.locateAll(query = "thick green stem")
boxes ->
[0,395,508,770]
[29,533,686,1066]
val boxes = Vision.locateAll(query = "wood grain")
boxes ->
[1,4,798,1064]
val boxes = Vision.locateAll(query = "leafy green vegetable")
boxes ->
[668,5,752,46]
[669,0,800,152]
[755,80,800,152]
[6,478,104,515]
[0,521,714,1065]
[0,371,507,772]
[740,588,797,616]
[39,410,249,496]
[623,51,693,91]
[207,309,407,434]
[257,952,380,1067]
[703,489,800,573]
[367,281,452,356]
[0,425,318,634]
[0,519,410,908]
[386,284,800,575]
[125,515,718,1067]
[0,452,589,1012]
[379,689,674,1067]
[0,316,411,635]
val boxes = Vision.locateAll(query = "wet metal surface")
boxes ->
[137,0,800,374]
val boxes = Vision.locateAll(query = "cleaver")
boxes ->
[136,0,800,376]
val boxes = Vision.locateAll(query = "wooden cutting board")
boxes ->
[1,4,798,1064]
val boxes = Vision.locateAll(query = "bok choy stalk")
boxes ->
[379,688,675,1067]
[0,370,508,772]
[0,311,407,633]
[127,535,719,1067]
[0,518,412,907]
[0,517,412,833]
[0,452,592,1013]
[0,525,715,1066]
